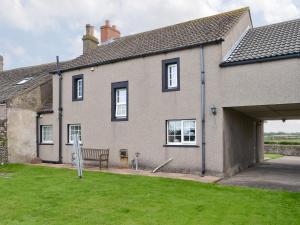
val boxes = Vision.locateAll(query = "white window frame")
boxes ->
[77,78,83,99]
[115,88,127,118]
[167,64,178,89]
[41,125,53,144]
[167,120,196,145]
[68,124,82,144]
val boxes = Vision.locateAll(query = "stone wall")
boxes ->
[0,104,8,163]
[264,144,300,156]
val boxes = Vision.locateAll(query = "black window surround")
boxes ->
[111,81,129,121]
[72,74,84,101]
[162,58,180,92]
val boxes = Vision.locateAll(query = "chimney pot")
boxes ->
[100,20,121,44]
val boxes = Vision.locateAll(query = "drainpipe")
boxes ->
[36,113,41,158]
[56,56,63,164]
[200,45,206,176]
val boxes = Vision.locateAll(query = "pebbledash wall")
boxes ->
[0,104,8,163]
[39,12,253,176]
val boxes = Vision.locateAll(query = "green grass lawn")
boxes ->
[264,153,284,160]
[0,165,299,225]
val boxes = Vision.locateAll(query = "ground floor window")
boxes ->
[167,120,196,145]
[40,125,53,144]
[68,124,81,144]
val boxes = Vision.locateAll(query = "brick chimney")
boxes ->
[100,20,121,44]
[82,24,99,54]
[0,55,3,72]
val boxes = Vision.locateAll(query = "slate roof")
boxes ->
[0,63,56,103]
[221,19,300,66]
[58,7,249,72]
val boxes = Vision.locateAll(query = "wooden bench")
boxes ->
[81,148,109,170]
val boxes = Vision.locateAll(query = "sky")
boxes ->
[0,0,299,132]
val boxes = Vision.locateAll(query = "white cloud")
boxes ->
[0,0,299,70]
[0,0,298,33]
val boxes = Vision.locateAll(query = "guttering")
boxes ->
[220,52,300,67]
[50,39,224,74]
[36,113,41,158]
[56,56,63,164]
[200,45,206,176]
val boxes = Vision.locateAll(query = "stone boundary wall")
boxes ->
[264,144,300,156]
[0,104,8,163]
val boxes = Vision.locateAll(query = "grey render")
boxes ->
[2,7,300,176]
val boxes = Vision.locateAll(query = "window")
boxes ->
[40,125,53,144]
[115,88,127,118]
[162,58,180,92]
[77,78,83,98]
[167,120,196,145]
[111,81,128,121]
[16,77,32,85]
[68,124,81,144]
[72,74,84,101]
[167,64,178,88]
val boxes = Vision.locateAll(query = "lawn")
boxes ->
[264,153,284,160]
[0,165,299,225]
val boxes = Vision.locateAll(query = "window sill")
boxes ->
[163,144,199,148]
[65,143,83,146]
[39,143,54,145]
[72,98,83,102]
[162,87,180,92]
[111,117,128,122]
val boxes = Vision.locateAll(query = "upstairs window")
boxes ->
[115,88,127,118]
[111,81,128,121]
[68,124,81,144]
[167,120,196,145]
[162,58,180,92]
[40,125,53,144]
[72,74,84,101]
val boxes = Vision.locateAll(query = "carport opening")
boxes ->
[223,104,300,177]
[264,119,300,160]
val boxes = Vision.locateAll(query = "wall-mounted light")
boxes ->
[90,67,95,72]
[210,105,217,115]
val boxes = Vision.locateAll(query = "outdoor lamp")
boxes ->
[211,106,217,115]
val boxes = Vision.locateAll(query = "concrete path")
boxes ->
[219,156,300,192]
[31,163,221,184]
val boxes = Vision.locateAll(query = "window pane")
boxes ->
[167,64,177,88]
[115,88,127,117]
[77,79,83,98]
[174,135,181,143]
[168,136,174,143]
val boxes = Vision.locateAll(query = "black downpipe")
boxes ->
[200,46,206,176]
[36,113,41,158]
[56,56,63,164]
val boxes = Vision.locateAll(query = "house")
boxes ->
[1,7,299,176]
